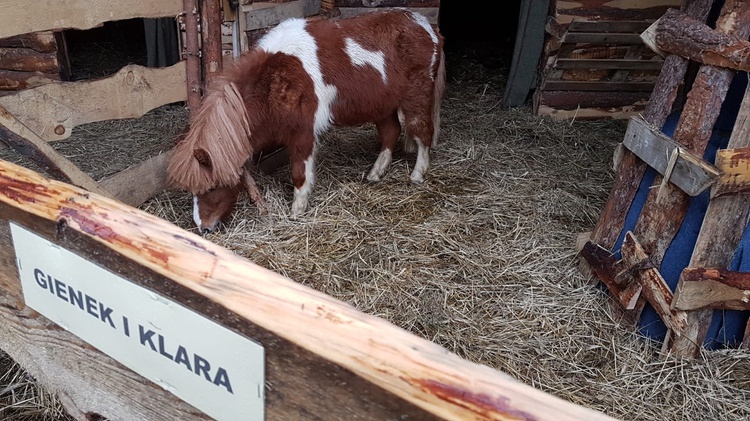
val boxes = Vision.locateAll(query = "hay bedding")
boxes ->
[2,41,750,421]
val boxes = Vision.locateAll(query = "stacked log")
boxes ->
[0,31,67,92]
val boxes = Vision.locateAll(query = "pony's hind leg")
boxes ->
[367,111,401,182]
[290,135,316,218]
[402,111,434,183]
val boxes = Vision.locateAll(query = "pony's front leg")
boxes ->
[367,112,401,182]
[290,138,316,218]
[410,136,430,183]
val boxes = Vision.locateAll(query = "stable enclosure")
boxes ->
[2,1,750,421]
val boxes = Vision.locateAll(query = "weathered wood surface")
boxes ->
[645,9,750,72]
[243,0,322,31]
[0,70,60,91]
[671,82,750,357]
[0,0,183,39]
[0,47,58,73]
[0,62,186,142]
[554,58,663,70]
[183,0,202,115]
[0,106,114,199]
[201,0,224,81]
[99,152,171,208]
[673,268,750,310]
[0,159,620,421]
[541,80,656,92]
[622,115,720,196]
[621,232,688,333]
[0,31,57,52]
[555,0,680,24]
[588,0,713,251]
[334,0,439,6]
[713,147,750,197]
[337,6,439,24]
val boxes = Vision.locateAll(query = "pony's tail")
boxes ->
[431,43,446,148]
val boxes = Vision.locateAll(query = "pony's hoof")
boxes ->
[410,173,424,183]
[290,200,308,219]
[366,173,381,183]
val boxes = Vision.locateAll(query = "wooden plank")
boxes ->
[0,159,620,421]
[0,62,186,142]
[713,147,750,198]
[563,32,644,44]
[671,83,750,357]
[0,46,58,73]
[337,7,439,24]
[535,90,650,109]
[99,152,171,207]
[555,0,680,24]
[622,115,720,196]
[0,69,60,91]
[0,0,183,39]
[0,105,115,199]
[0,31,57,53]
[554,58,663,70]
[536,104,642,120]
[242,0,322,31]
[502,0,551,108]
[673,268,750,310]
[334,0,439,6]
[183,0,202,115]
[568,20,654,33]
[541,80,655,92]
[620,232,688,334]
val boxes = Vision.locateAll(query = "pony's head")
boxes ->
[167,79,254,234]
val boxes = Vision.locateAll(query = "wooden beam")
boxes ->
[643,8,750,72]
[0,159,619,421]
[567,20,654,33]
[0,0,183,39]
[337,7,439,24]
[620,232,688,334]
[673,268,750,310]
[713,147,750,198]
[0,70,60,91]
[563,32,644,45]
[540,80,656,92]
[99,152,171,207]
[183,0,202,115]
[0,31,58,53]
[201,0,224,82]
[0,62,187,142]
[0,106,114,199]
[671,82,750,357]
[0,46,58,73]
[554,58,664,70]
[622,115,720,196]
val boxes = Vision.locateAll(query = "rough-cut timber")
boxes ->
[588,0,714,251]
[671,79,750,357]
[183,0,202,114]
[713,147,750,197]
[0,62,187,142]
[555,0,680,24]
[0,70,60,91]
[0,47,58,73]
[0,0,183,39]
[0,159,619,421]
[621,116,720,196]
[674,268,750,310]
[0,32,57,52]
[646,9,750,72]
[201,0,223,82]
[99,152,171,207]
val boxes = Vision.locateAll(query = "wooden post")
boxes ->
[184,0,202,115]
[201,0,224,84]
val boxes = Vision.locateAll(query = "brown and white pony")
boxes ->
[167,9,446,233]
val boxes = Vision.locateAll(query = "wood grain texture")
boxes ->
[0,159,619,421]
[0,0,182,39]
[99,152,171,207]
[713,147,750,197]
[0,62,187,142]
[0,31,57,53]
[243,0,322,31]
[673,268,750,310]
[0,69,59,91]
[0,46,58,73]
[622,116,720,196]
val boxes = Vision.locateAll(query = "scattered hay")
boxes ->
[1,41,749,421]
[0,353,72,421]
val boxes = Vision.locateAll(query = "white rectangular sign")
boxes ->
[10,222,265,421]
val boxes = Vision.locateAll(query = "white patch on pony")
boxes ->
[344,38,387,84]
[367,148,392,182]
[258,18,337,135]
[410,137,430,183]
[291,156,315,217]
[192,195,202,229]
[409,11,439,79]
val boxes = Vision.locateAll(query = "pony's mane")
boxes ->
[167,79,253,194]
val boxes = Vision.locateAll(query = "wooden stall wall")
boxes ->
[0,31,69,93]
[535,0,681,119]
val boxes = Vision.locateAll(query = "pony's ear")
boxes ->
[193,148,213,169]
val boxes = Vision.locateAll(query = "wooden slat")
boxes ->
[0,159,620,421]
[99,152,171,207]
[555,58,663,70]
[0,62,186,142]
[713,147,750,198]
[622,116,720,196]
[563,32,644,44]
[673,268,750,310]
[0,0,183,39]
[568,20,654,33]
[555,0,680,25]
[541,80,655,92]
[243,0,322,31]
[337,7,439,24]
